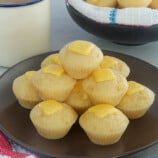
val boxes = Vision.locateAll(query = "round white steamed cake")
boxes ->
[117,81,155,119]
[79,104,129,145]
[59,40,103,79]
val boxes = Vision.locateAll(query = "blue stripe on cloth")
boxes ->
[109,8,118,24]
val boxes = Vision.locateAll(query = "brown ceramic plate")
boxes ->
[0,50,158,158]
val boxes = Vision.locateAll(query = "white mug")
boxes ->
[0,0,51,67]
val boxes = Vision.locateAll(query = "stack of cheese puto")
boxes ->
[12,40,155,145]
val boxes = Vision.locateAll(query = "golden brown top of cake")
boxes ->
[42,65,64,77]
[100,56,118,68]
[92,68,116,82]
[68,40,95,56]
[126,81,145,96]
[88,104,118,118]
[39,100,63,116]
[73,80,89,100]
[51,54,61,65]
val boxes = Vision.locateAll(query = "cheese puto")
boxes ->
[150,0,158,8]
[30,100,78,139]
[117,81,155,119]
[66,80,92,114]
[12,71,41,109]
[86,0,117,7]
[117,0,152,8]
[100,56,130,78]
[59,40,103,79]
[82,68,128,106]
[79,104,129,145]
[32,64,76,102]
[41,53,61,68]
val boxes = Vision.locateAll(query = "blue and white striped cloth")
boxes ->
[67,0,158,27]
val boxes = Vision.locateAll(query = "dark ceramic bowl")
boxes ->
[66,2,158,45]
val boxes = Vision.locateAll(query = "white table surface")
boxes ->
[0,1,158,158]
